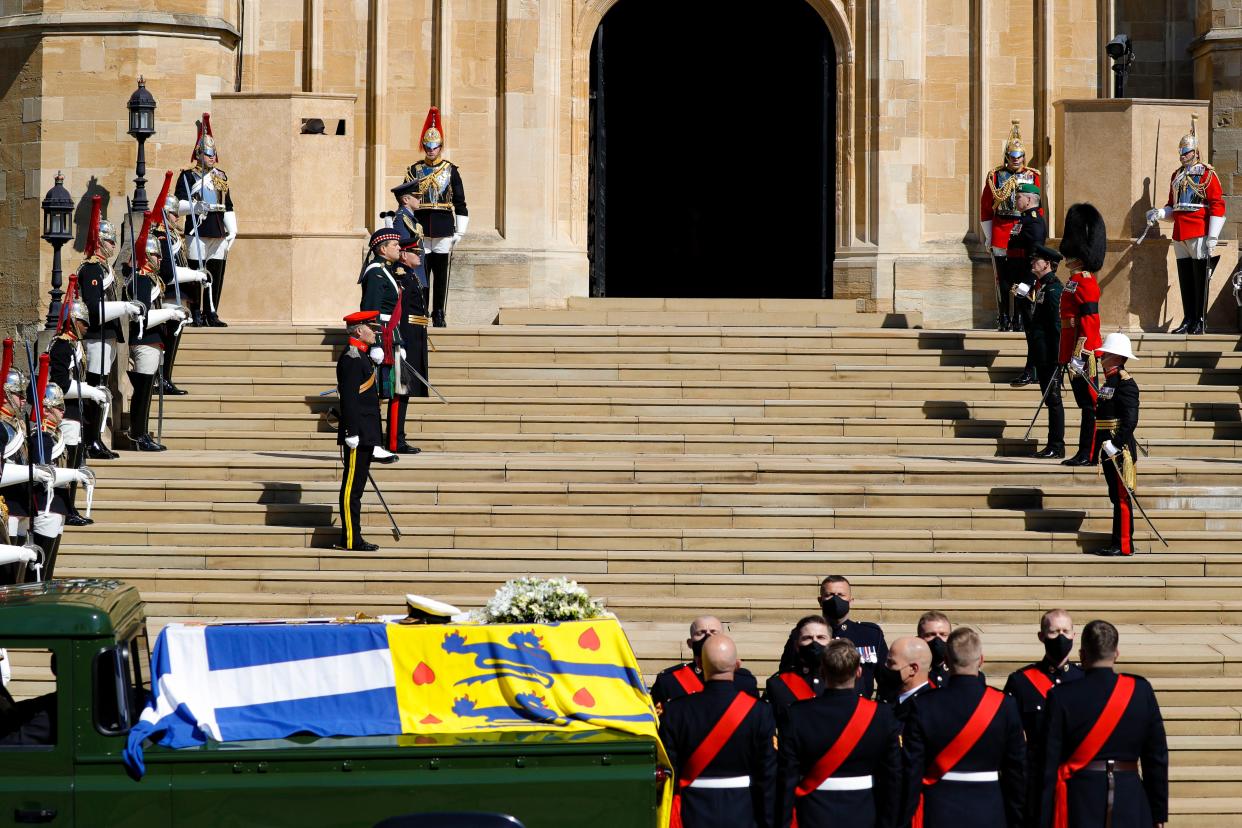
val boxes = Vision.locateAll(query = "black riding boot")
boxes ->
[84,372,119,459]
[160,331,187,395]
[1171,258,1194,333]
[128,372,165,451]
[31,533,60,582]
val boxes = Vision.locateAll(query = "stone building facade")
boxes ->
[0,0,1237,333]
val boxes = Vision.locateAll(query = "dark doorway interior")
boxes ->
[589,0,836,298]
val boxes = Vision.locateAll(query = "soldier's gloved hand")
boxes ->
[1014,283,1031,298]
[398,347,407,360]
[1101,439,1120,458]
[32,466,54,485]
[345,435,360,449]
[192,201,209,217]
[126,302,145,318]
[1068,356,1086,376]
[1145,208,1162,224]
[86,386,109,404]
[452,232,464,247]
[1208,237,1219,254]
[369,347,384,364]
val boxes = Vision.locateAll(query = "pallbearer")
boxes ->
[1146,114,1226,334]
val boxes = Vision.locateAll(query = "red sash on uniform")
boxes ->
[1022,667,1055,699]
[912,687,1004,828]
[1053,675,1135,828]
[670,692,757,828]
[672,665,704,695]
[795,698,877,796]
[779,672,815,701]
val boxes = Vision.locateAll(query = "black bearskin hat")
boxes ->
[1059,203,1107,273]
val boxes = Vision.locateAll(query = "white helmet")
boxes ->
[1098,332,1138,361]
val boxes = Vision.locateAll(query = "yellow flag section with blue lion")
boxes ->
[389,618,672,825]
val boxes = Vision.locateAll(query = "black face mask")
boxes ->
[1043,634,1073,664]
[798,642,826,670]
[874,664,904,700]
[689,635,709,661]
[819,595,849,621]
[927,637,948,666]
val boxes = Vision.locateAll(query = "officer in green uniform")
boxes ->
[1016,243,1065,458]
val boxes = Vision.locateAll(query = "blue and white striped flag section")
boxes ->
[123,623,400,776]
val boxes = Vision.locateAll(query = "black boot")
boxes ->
[160,333,188,395]
[31,533,60,582]
[1190,257,1209,335]
[84,373,120,459]
[127,371,162,450]
[1010,369,1036,387]
[1171,258,1194,333]
[206,259,228,326]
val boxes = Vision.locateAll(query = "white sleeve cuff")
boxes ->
[1209,215,1226,239]
[455,214,470,236]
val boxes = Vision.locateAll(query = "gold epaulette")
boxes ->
[1120,369,1132,380]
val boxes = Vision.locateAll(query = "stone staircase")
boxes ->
[50,298,1242,824]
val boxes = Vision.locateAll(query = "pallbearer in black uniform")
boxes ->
[393,234,430,455]
[176,113,237,327]
[47,295,106,526]
[819,576,887,699]
[1040,620,1168,828]
[336,311,387,553]
[650,616,760,711]
[404,107,468,327]
[126,214,189,451]
[1016,244,1065,458]
[777,639,901,828]
[765,615,830,730]
[902,627,1025,828]
[77,196,139,459]
[917,611,952,690]
[1002,610,1084,828]
[658,634,776,828]
[1089,333,1141,557]
[874,636,934,731]
[358,227,407,459]
[1007,184,1047,387]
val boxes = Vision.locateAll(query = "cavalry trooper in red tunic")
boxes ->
[1057,204,1106,467]
[1146,114,1227,334]
[980,121,1043,331]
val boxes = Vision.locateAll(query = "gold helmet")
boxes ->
[420,107,444,154]
[1179,114,1200,160]
[1004,120,1026,161]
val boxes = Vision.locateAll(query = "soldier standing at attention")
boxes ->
[874,636,934,731]
[1015,244,1065,459]
[1084,333,1141,557]
[659,634,777,828]
[765,615,830,730]
[819,576,887,700]
[175,113,237,327]
[917,611,952,690]
[404,107,469,327]
[650,616,759,711]
[1146,115,1226,334]
[1055,204,1106,467]
[336,311,393,553]
[1040,620,1167,828]
[1007,183,1048,387]
[359,228,407,460]
[980,121,1042,331]
[391,235,430,455]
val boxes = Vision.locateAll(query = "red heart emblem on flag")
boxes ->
[578,627,601,651]
[415,735,437,745]
[412,662,436,685]
[420,714,441,725]
[573,688,596,708]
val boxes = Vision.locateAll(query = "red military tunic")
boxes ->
[1165,163,1225,241]
[980,166,1043,251]
[1057,271,1102,365]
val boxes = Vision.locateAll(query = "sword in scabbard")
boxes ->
[1022,368,1061,441]
[367,470,401,541]
[403,362,449,405]
[1108,452,1167,548]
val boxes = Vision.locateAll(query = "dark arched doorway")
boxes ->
[588,0,836,298]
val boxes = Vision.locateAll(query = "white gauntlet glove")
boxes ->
[369,347,385,364]
[32,466,54,486]
[345,435,360,449]
[53,467,87,488]
[1101,439,1120,458]
[126,302,145,319]
[1145,208,1162,224]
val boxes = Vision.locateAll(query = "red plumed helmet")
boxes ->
[420,107,444,151]
[191,113,218,163]
[1,338,12,385]
[136,210,156,272]
[36,353,50,407]
[84,195,102,259]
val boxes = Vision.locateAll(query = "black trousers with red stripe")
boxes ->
[1102,456,1133,555]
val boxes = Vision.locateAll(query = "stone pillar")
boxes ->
[1055,98,1236,331]
[209,92,366,324]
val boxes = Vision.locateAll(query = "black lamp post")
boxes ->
[126,76,157,213]
[41,171,74,329]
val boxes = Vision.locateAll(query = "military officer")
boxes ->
[359,227,410,458]
[658,634,777,828]
[902,627,1026,828]
[1146,114,1226,335]
[650,616,760,710]
[175,113,237,327]
[874,636,934,731]
[1040,620,1168,828]
[765,615,830,730]
[391,236,430,455]
[1008,183,1048,386]
[404,107,469,327]
[1056,204,1106,467]
[153,177,210,396]
[336,310,391,553]
[777,639,902,828]
[980,121,1042,331]
[1014,244,1066,459]
[917,611,952,689]
[77,196,140,459]
[819,576,887,699]
[46,296,107,526]
[1087,333,1141,557]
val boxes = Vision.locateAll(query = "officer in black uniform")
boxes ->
[658,634,777,828]
[917,611,952,689]
[1002,610,1084,828]
[1039,620,1168,828]
[391,235,430,455]
[1089,333,1141,557]
[819,576,887,699]
[650,616,759,710]
[359,228,407,458]
[1008,184,1048,387]
[902,627,1026,828]
[335,310,391,553]
[1016,244,1065,458]
[874,636,934,732]
[765,615,829,731]
[777,640,901,828]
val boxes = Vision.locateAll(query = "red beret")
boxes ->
[400,237,422,251]
[343,310,381,325]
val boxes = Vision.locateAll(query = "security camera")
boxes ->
[1106,34,1132,60]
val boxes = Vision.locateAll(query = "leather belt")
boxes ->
[940,770,999,783]
[688,775,750,789]
[1095,419,1120,429]
[1082,760,1138,828]
[406,315,430,326]
[814,775,872,791]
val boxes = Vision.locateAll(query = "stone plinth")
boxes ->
[1055,98,1237,331]
[210,92,364,323]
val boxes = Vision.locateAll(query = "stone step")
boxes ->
[1167,797,1242,826]
[496,306,924,328]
